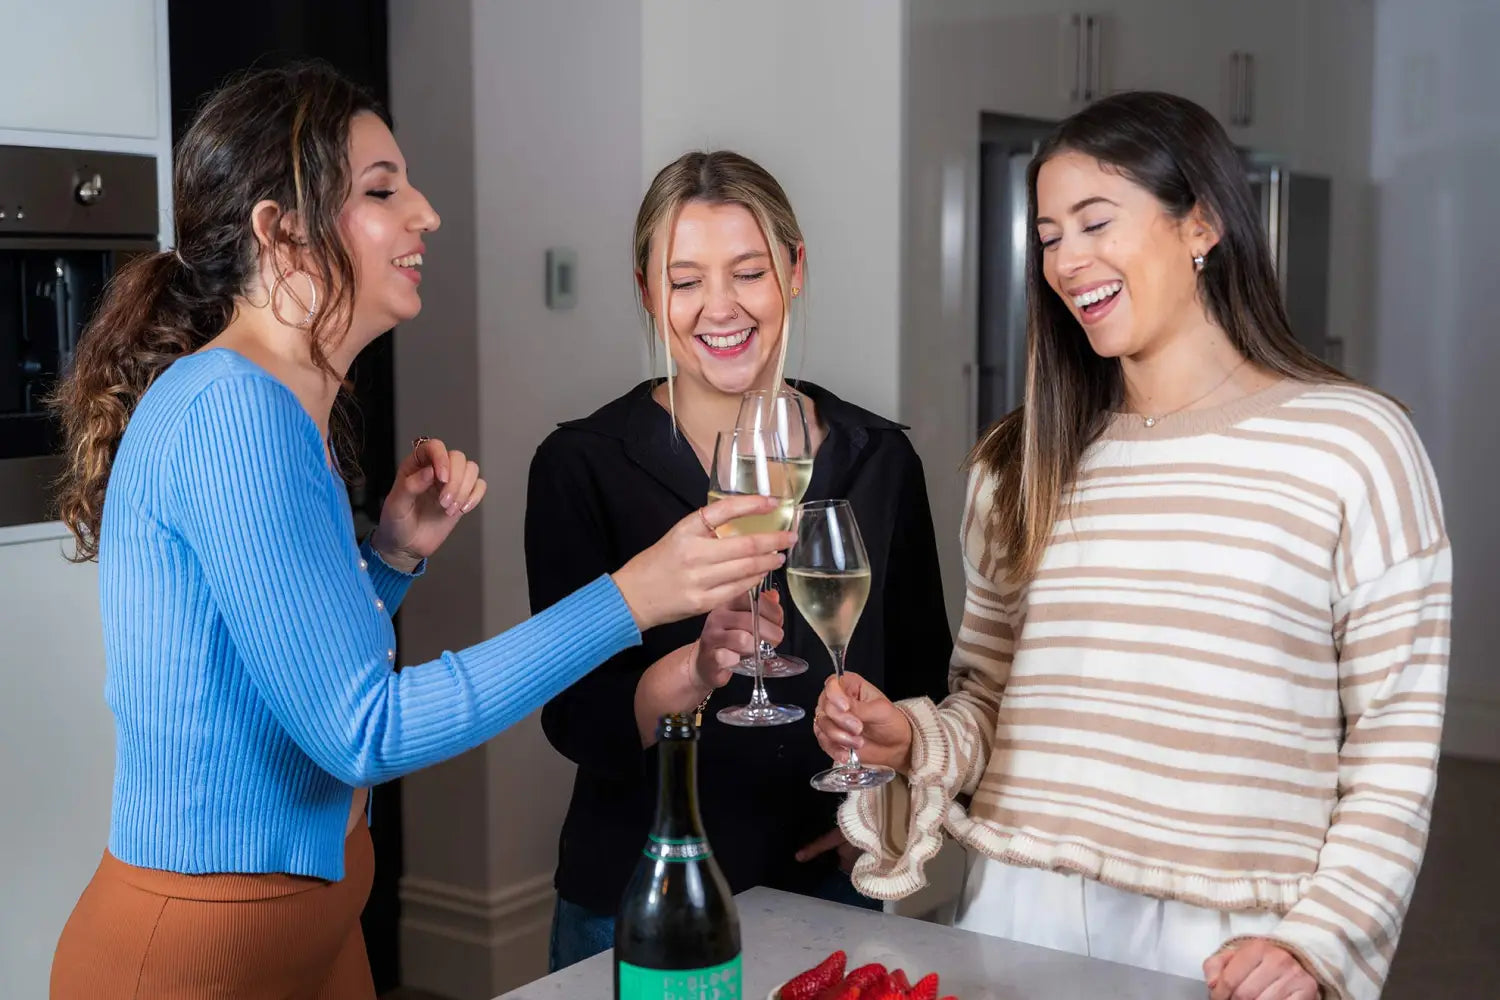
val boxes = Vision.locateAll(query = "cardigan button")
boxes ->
[374,598,385,612]
[359,558,369,572]
[387,648,396,663]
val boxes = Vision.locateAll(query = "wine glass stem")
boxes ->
[831,645,861,770]
[758,570,779,660]
[748,583,769,708]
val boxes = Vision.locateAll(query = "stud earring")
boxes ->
[791,286,800,298]
[1192,254,1206,274]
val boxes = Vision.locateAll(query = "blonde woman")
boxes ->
[525,150,953,970]
[814,92,1449,1000]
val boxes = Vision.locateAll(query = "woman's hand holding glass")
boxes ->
[812,671,914,776]
[611,492,794,633]
[692,590,784,693]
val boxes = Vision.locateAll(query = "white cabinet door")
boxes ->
[1293,0,1376,175]
[1100,0,1221,110]
[966,12,1088,122]
[0,0,161,139]
[1211,0,1304,157]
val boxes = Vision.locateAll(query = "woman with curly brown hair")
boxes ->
[47,63,791,999]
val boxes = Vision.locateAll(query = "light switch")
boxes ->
[546,248,577,309]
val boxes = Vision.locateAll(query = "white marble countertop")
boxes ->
[495,886,1204,999]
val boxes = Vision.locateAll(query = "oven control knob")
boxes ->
[75,173,104,206]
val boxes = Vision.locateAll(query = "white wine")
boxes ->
[781,458,815,502]
[730,455,812,502]
[615,715,740,998]
[787,568,871,650]
[706,490,796,538]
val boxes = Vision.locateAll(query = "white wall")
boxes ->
[641,0,907,420]
[0,525,111,1000]
[387,3,494,997]
[389,1,644,995]
[473,0,644,980]
[1369,0,1500,759]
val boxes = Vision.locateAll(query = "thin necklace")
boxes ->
[1137,357,1249,428]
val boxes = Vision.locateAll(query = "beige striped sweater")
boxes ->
[839,380,1450,1000]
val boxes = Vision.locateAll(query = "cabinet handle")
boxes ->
[1069,14,1083,103]
[1229,52,1242,126]
[1229,52,1240,126]
[1085,15,1101,101]
[1242,52,1255,127]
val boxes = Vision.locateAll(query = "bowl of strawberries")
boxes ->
[768,949,955,1000]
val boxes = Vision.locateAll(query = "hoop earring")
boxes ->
[280,268,319,328]
[1192,254,1206,274]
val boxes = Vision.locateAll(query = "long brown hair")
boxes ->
[51,62,386,561]
[632,150,804,420]
[971,91,1359,582]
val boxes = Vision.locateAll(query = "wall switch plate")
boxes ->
[546,248,577,309]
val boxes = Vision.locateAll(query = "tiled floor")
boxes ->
[382,756,1500,1000]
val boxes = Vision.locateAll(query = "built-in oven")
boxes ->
[0,145,160,528]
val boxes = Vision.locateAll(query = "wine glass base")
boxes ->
[730,653,809,679]
[717,703,806,728]
[809,763,895,792]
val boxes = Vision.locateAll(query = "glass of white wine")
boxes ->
[709,429,805,728]
[732,388,814,680]
[787,499,892,792]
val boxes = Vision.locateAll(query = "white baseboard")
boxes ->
[398,872,556,1000]
[1442,697,1500,762]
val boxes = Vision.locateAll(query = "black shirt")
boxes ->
[524,380,953,916]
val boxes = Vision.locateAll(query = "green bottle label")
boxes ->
[643,834,712,863]
[617,956,741,999]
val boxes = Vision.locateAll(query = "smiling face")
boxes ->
[338,111,441,339]
[1034,150,1215,361]
[640,199,803,398]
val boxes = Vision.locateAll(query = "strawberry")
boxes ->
[780,950,848,1000]
[843,963,889,992]
[887,969,912,992]
[908,972,940,1000]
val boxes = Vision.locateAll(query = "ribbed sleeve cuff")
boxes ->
[360,536,425,613]
[835,697,953,901]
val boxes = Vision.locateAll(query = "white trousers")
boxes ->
[951,851,1282,981]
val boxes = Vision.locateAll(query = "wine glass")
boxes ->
[731,389,813,680]
[787,500,892,791]
[708,429,805,728]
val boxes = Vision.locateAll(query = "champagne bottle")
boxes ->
[615,714,742,999]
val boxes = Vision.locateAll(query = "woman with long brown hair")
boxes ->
[47,64,791,999]
[814,92,1450,1000]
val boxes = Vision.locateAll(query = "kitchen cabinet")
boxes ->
[961,0,1310,157]
[0,522,111,1000]
[1212,0,1304,157]
[0,0,164,140]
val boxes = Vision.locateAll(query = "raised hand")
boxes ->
[370,437,485,570]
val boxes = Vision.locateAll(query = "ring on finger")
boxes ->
[412,435,431,451]
[697,507,714,534]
